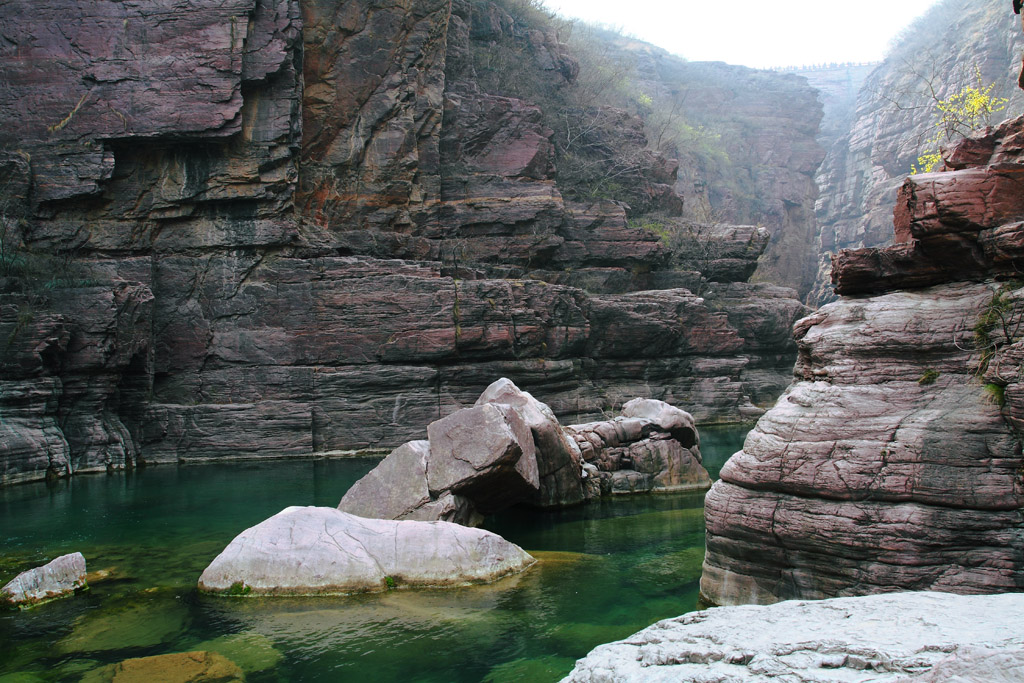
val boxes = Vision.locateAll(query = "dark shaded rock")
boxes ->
[298,0,447,231]
[441,87,554,180]
[0,0,809,484]
[0,280,152,485]
[2,552,87,608]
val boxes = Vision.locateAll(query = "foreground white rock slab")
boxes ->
[1,552,87,608]
[199,507,535,596]
[563,592,1024,682]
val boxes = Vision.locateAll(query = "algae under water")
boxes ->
[0,426,747,682]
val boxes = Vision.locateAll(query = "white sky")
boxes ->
[543,0,942,69]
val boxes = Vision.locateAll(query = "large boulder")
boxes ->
[198,506,535,595]
[426,402,539,514]
[563,592,1024,682]
[475,378,585,508]
[1,552,87,608]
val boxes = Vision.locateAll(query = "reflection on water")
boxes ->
[0,426,748,682]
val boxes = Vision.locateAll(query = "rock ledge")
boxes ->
[563,591,1024,682]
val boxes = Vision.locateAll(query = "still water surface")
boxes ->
[0,426,747,682]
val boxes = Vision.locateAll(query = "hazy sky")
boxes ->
[543,0,942,69]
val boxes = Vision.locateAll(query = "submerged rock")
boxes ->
[564,592,1024,682]
[81,651,243,683]
[1,552,86,608]
[58,594,188,653]
[199,506,535,595]
[192,633,283,676]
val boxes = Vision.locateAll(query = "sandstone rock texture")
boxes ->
[702,117,1024,606]
[198,506,535,595]
[1,552,87,608]
[810,0,1024,304]
[340,379,709,523]
[0,0,811,485]
[563,592,1024,682]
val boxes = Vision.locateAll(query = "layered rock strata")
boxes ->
[564,592,1024,682]
[0,0,809,485]
[701,117,1024,606]
[198,506,535,595]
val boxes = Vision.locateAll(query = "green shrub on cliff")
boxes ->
[911,67,1008,174]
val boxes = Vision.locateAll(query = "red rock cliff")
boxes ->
[0,0,813,484]
[702,116,1024,605]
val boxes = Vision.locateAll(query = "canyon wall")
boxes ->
[0,0,817,485]
[701,116,1024,606]
[811,0,1024,305]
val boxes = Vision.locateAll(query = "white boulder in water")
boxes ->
[1,552,87,608]
[199,506,535,595]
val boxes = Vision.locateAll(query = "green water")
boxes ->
[0,427,747,682]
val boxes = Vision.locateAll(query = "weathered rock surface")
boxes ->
[834,116,1024,295]
[82,651,244,683]
[475,378,585,508]
[702,117,1024,606]
[563,592,1024,682]
[0,0,810,484]
[198,506,535,595]
[338,391,541,524]
[337,440,482,526]
[1,552,87,608]
[426,402,539,510]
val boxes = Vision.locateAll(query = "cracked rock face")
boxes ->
[475,377,586,509]
[198,506,535,595]
[563,592,1024,682]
